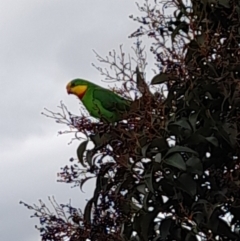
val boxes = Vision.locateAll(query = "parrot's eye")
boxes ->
[71,83,76,88]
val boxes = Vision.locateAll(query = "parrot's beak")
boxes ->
[66,83,72,94]
[66,83,87,99]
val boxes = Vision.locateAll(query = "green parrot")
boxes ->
[66,79,131,122]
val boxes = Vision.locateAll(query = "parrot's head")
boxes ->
[66,79,89,99]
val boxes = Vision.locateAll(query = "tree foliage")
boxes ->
[22,0,240,240]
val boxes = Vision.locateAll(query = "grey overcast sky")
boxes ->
[0,0,158,240]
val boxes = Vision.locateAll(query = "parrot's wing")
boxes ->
[93,88,130,112]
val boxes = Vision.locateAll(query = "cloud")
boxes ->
[0,0,147,240]
[0,130,94,240]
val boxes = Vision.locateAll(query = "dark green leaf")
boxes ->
[120,199,131,215]
[83,198,93,224]
[142,143,151,157]
[143,192,151,211]
[133,210,159,241]
[165,145,198,157]
[205,136,219,147]
[80,176,94,192]
[132,213,143,239]
[155,153,162,163]
[89,133,101,148]
[169,119,192,130]
[192,212,204,226]
[144,167,155,193]
[141,211,158,240]
[171,21,189,40]
[121,222,133,240]
[189,111,200,131]
[214,125,233,147]
[191,199,209,209]
[139,136,148,147]
[136,184,147,194]
[164,153,187,171]
[150,137,169,152]
[205,92,213,100]
[218,0,230,8]
[185,232,198,241]
[217,219,239,239]
[176,173,196,196]
[159,218,172,240]
[77,140,88,167]
[86,150,94,167]
[208,209,221,233]
[184,40,199,64]
[186,156,203,175]
[151,73,178,85]
[183,133,205,145]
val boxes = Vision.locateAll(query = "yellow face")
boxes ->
[66,82,88,99]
